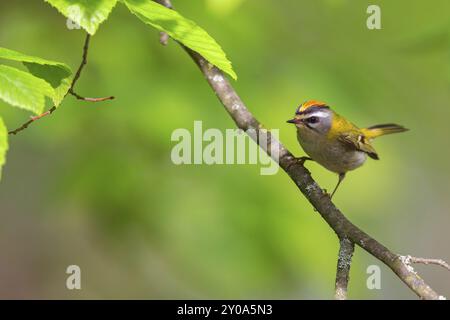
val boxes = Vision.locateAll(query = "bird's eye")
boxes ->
[306,116,319,124]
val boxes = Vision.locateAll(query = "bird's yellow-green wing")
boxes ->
[337,131,379,160]
[328,112,379,159]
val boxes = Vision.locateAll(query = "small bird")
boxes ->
[287,100,408,198]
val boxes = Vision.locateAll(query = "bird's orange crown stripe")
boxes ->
[298,100,328,113]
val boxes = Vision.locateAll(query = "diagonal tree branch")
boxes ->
[156,0,449,300]
[184,43,447,301]
[335,237,355,300]
[8,33,114,136]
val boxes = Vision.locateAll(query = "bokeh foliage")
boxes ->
[0,0,449,299]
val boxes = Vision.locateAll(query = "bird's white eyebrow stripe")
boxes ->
[304,111,329,118]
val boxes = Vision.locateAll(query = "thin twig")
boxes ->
[67,34,114,102]
[8,107,57,135]
[159,32,170,46]
[8,33,113,135]
[69,91,115,102]
[30,110,51,121]
[403,255,450,271]
[335,238,355,300]
[70,34,91,91]
[154,0,448,300]
[154,0,173,9]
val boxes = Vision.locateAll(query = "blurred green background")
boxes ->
[0,0,449,299]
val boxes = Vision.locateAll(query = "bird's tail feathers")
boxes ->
[362,123,408,139]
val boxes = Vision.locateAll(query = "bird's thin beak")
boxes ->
[287,118,300,124]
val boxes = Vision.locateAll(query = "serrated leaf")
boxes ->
[0,47,73,106]
[124,0,237,80]
[24,63,73,107]
[0,117,8,181]
[0,65,55,115]
[45,0,118,35]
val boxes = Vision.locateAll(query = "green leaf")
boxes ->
[123,0,237,80]
[24,63,72,107]
[0,65,54,115]
[0,117,8,181]
[0,47,73,106]
[45,0,118,35]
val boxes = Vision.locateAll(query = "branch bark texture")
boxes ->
[335,237,355,300]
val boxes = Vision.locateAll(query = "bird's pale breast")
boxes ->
[297,129,367,173]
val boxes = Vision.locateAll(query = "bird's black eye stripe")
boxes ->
[305,116,319,124]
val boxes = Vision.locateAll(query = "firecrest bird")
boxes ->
[287,100,408,198]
